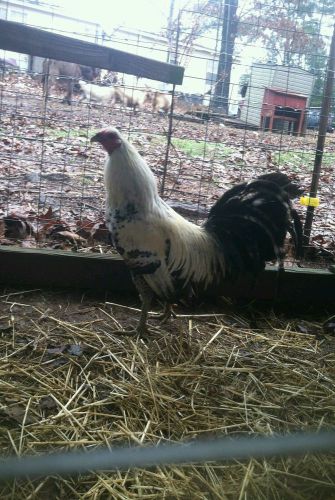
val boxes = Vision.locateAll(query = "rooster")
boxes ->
[91,127,303,335]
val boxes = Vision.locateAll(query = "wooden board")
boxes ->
[0,246,334,304]
[0,19,184,85]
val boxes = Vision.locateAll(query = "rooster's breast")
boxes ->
[106,204,169,276]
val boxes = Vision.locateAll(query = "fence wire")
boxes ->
[0,431,334,481]
[0,1,334,263]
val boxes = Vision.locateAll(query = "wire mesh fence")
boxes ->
[0,1,334,266]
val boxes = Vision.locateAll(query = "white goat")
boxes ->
[78,80,117,105]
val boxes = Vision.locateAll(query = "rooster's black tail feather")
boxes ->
[205,177,302,278]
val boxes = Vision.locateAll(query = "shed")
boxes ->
[240,63,314,128]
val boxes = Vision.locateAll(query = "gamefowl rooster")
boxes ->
[91,127,303,335]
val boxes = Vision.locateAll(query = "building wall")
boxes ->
[182,51,218,95]
[0,0,100,71]
[102,29,169,91]
[240,63,314,127]
[104,28,216,95]
[240,64,275,126]
[0,1,219,97]
[272,66,314,96]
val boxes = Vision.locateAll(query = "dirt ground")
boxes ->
[0,73,334,265]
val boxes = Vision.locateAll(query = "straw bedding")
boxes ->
[0,288,334,499]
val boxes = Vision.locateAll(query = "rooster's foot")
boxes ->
[111,323,152,338]
[111,328,139,336]
[155,303,176,324]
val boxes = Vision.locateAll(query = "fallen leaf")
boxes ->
[91,223,110,243]
[67,344,84,356]
[38,207,55,221]
[296,323,309,334]
[39,395,58,411]
[0,219,5,238]
[21,237,37,248]
[55,231,86,243]
[47,345,67,354]
[0,323,12,333]
[76,219,95,239]
[3,215,34,239]
[0,405,36,424]
[323,315,335,336]
[46,343,84,356]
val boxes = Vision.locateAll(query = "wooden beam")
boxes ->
[0,246,133,292]
[0,246,334,304]
[0,20,184,85]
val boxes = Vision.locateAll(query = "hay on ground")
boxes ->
[0,288,334,499]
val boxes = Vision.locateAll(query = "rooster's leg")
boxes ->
[155,303,175,323]
[110,276,153,337]
[133,275,154,335]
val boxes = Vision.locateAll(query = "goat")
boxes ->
[42,60,100,105]
[77,80,117,105]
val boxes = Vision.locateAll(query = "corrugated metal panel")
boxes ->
[272,66,314,96]
[240,64,274,125]
[240,87,265,125]
[241,63,314,126]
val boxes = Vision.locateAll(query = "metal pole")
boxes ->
[214,0,238,114]
[161,12,181,196]
[166,0,175,64]
[0,432,334,481]
[303,23,335,246]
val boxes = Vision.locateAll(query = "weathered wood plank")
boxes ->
[0,246,334,304]
[0,20,184,85]
[0,246,133,292]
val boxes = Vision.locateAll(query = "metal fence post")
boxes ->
[303,23,335,246]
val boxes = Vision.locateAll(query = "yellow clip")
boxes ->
[300,196,320,207]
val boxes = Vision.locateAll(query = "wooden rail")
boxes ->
[0,247,334,304]
[0,19,184,84]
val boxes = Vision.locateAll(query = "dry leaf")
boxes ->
[55,231,86,243]
[3,215,34,239]
[0,405,36,424]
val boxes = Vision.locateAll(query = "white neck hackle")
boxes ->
[104,135,160,213]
